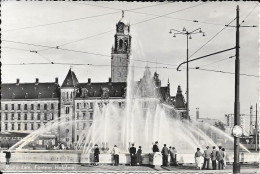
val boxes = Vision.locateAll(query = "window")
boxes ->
[5,104,8,110]
[44,113,47,120]
[24,114,27,120]
[18,104,21,110]
[5,113,8,120]
[31,104,34,110]
[90,112,93,120]
[67,92,69,99]
[37,104,40,110]
[44,104,47,110]
[76,123,79,130]
[77,103,79,109]
[11,114,14,120]
[31,113,34,120]
[65,107,70,114]
[90,103,93,109]
[12,104,14,110]
[11,124,14,130]
[119,39,123,49]
[37,113,41,120]
[31,124,34,130]
[37,124,41,129]
[62,92,65,99]
[18,113,21,120]
[83,123,86,130]
[5,124,8,130]
[24,104,27,110]
[18,124,21,130]
[77,135,79,141]
[83,113,86,120]
[119,102,122,108]
[70,92,73,99]
[50,113,54,120]
[76,112,79,120]
[84,103,86,108]
[51,104,54,109]
[24,124,27,130]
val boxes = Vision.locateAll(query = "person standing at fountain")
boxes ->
[94,144,100,166]
[111,145,119,166]
[202,146,211,170]
[3,148,11,165]
[161,144,169,166]
[210,146,217,170]
[172,147,178,166]
[195,148,203,170]
[222,148,226,169]
[217,146,224,170]
[136,146,142,165]
[129,144,136,166]
[152,141,159,152]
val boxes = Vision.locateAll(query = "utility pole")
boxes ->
[255,103,258,151]
[233,5,240,174]
[169,27,205,120]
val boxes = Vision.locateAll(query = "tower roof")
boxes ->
[118,10,129,25]
[61,68,79,88]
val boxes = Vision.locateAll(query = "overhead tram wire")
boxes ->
[3,62,258,78]
[240,3,258,25]
[38,2,209,52]
[198,55,235,68]
[2,40,179,67]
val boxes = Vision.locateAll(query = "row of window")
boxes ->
[76,112,93,120]
[2,103,56,111]
[76,122,92,130]
[62,92,74,99]
[4,122,47,131]
[2,113,54,121]
[76,102,94,109]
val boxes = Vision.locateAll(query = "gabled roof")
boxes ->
[61,69,79,88]
[1,82,60,100]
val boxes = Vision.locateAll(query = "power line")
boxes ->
[199,56,235,68]
[2,40,179,67]
[188,17,237,59]
[241,3,258,25]
[2,62,258,78]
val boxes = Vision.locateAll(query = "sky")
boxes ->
[1,1,259,122]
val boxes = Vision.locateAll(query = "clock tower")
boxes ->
[111,11,131,82]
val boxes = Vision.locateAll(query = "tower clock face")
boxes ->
[118,23,124,32]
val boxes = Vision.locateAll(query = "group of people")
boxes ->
[152,141,178,166]
[93,144,143,166]
[195,146,226,170]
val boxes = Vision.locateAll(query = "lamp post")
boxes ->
[169,28,205,120]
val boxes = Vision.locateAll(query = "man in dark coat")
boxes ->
[211,146,217,170]
[153,141,159,152]
[4,148,11,165]
[129,144,136,166]
[94,144,100,166]
[161,144,169,166]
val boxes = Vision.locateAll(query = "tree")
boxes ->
[214,121,226,131]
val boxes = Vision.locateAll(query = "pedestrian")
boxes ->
[222,148,226,169]
[94,144,100,166]
[136,146,142,165]
[161,144,169,166]
[169,147,174,165]
[152,141,159,152]
[172,147,178,166]
[210,146,217,170]
[4,148,11,165]
[129,144,136,166]
[195,148,203,170]
[217,146,224,170]
[202,146,211,170]
[111,145,119,166]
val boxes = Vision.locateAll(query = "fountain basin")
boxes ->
[0,151,258,164]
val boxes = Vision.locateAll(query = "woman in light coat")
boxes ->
[195,148,203,170]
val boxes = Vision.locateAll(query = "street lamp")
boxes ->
[169,28,205,120]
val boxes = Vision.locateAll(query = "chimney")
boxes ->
[16,78,20,85]
[88,78,91,84]
[35,78,39,85]
[55,77,58,84]
[108,77,112,83]
[196,108,199,119]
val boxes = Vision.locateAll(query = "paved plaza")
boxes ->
[0,163,258,174]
